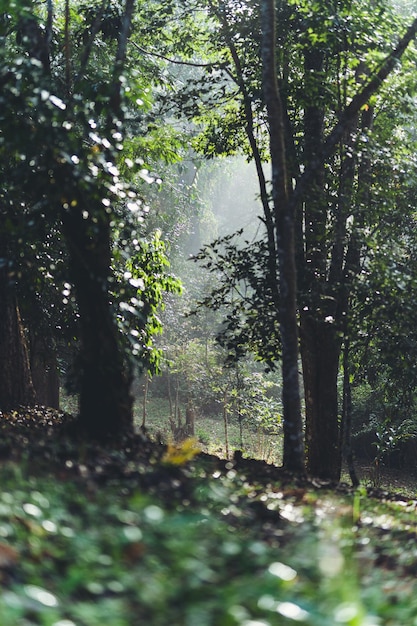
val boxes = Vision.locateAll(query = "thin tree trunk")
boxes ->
[185,404,195,437]
[175,376,180,428]
[209,0,280,313]
[235,364,244,448]
[141,371,149,429]
[167,367,174,419]
[342,336,359,487]
[223,388,230,459]
[261,0,304,473]
[64,0,73,98]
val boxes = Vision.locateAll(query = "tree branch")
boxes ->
[74,0,107,88]
[129,40,221,68]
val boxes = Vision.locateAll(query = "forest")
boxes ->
[2,0,417,624]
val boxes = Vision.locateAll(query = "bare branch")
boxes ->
[129,40,221,69]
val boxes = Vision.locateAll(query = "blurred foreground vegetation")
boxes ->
[0,413,416,626]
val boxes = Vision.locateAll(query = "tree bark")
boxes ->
[60,205,133,441]
[0,265,35,410]
[299,47,354,479]
[300,314,342,480]
[261,0,304,473]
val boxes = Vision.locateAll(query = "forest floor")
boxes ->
[0,406,416,625]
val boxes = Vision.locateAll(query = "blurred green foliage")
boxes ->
[0,452,417,625]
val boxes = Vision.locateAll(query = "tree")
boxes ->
[263,2,417,478]
[260,0,304,472]
[348,192,417,434]
[0,0,179,440]
[176,0,417,478]
[0,1,134,437]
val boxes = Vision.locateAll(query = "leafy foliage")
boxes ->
[114,229,182,374]
[193,232,281,367]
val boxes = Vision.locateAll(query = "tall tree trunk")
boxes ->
[261,0,304,473]
[0,264,35,410]
[60,205,133,441]
[300,314,342,480]
[58,0,137,440]
[302,84,372,480]
[301,103,358,480]
[298,43,359,480]
[141,371,149,429]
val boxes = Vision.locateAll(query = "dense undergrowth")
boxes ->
[0,407,416,625]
